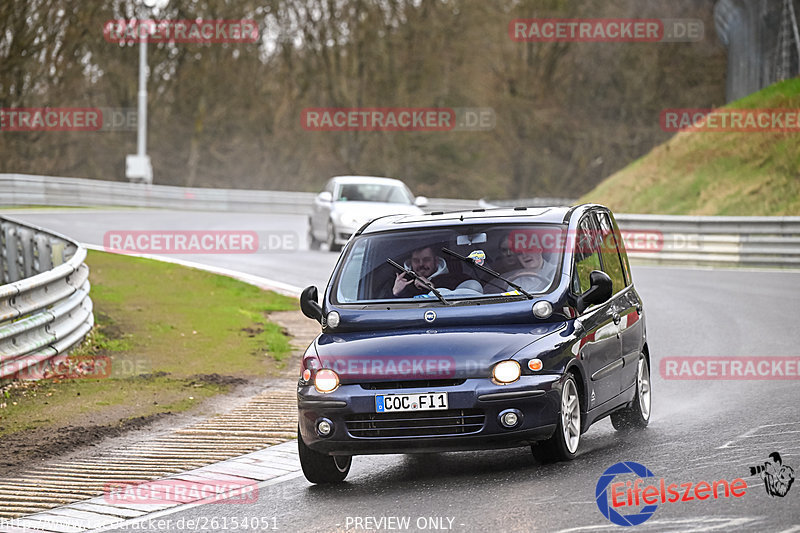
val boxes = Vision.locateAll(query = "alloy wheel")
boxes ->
[561,378,581,454]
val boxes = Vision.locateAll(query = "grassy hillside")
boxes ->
[581,79,800,215]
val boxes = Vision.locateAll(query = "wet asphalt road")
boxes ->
[6,209,800,532]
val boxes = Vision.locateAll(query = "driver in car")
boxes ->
[391,245,472,298]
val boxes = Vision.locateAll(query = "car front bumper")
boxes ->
[333,225,357,245]
[298,375,562,455]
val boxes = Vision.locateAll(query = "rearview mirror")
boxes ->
[575,270,612,313]
[456,232,487,246]
[300,286,323,323]
[318,191,333,203]
[414,196,428,207]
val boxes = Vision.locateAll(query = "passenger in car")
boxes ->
[485,237,557,292]
[390,245,471,298]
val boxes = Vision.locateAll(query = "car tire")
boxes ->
[532,374,581,463]
[298,425,351,484]
[326,221,342,252]
[611,355,651,431]
[308,225,321,251]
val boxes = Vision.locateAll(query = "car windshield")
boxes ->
[333,224,565,304]
[336,183,414,204]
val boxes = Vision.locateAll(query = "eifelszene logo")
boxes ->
[596,462,659,526]
[595,461,747,527]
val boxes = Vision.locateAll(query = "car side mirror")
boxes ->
[318,191,333,203]
[300,286,323,323]
[575,270,613,313]
[414,196,428,208]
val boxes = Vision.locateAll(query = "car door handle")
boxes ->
[612,312,621,325]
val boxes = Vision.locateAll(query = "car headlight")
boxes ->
[492,360,521,384]
[338,213,362,228]
[314,369,340,393]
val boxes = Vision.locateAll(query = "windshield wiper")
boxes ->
[386,258,451,305]
[441,247,534,300]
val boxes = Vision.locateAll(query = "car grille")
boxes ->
[345,409,485,438]
[359,379,466,390]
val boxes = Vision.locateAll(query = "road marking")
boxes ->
[718,421,800,449]
[556,517,761,532]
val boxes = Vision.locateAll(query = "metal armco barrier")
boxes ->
[0,216,93,378]
[2,174,799,269]
[615,214,800,268]
[0,173,479,214]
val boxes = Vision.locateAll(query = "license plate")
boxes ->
[375,392,448,413]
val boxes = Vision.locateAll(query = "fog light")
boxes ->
[326,311,340,328]
[314,369,339,393]
[316,418,333,437]
[532,300,553,319]
[499,409,523,429]
[302,368,311,382]
[492,360,521,384]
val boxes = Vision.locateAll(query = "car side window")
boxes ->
[595,211,627,294]
[572,215,602,294]
[610,215,632,286]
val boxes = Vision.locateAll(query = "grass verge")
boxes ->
[581,78,800,215]
[0,250,297,440]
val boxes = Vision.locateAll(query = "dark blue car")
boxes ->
[297,204,651,483]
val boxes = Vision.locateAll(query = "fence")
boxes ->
[714,0,800,102]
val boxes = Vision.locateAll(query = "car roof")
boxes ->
[360,205,591,234]
[330,176,406,186]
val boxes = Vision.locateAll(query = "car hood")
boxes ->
[313,323,565,382]
[332,202,423,223]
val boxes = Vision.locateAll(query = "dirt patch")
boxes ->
[0,413,167,479]
[188,374,249,386]
[241,326,264,337]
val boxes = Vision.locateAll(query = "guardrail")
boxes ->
[0,216,93,378]
[2,173,799,269]
[614,214,800,268]
[475,204,800,269]
[0,173,481,214]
